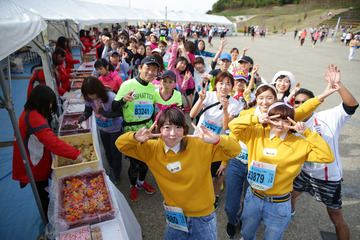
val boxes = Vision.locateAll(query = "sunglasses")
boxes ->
[294,99,307,104]
[120,37,128,40]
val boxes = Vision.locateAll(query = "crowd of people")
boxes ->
[14,23,359,240]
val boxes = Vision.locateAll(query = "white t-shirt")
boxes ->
[300,104,351,181]
[195,91,240,135]
[193,67,211,93]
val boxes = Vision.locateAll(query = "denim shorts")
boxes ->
[164,211,217,240]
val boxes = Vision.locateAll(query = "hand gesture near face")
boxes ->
[188,123,220,144]
[134,121,161,143]
[184,71,192,82]
[285,117,308,135]
[251,64,259,74]
[258,113,280,124]
[198,81,208,101]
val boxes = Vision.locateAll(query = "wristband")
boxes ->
[217,48,222,51]
[213,135,221,145]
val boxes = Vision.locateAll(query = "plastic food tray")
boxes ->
[70,80,84,90]
[58,225,91,240]
[58,170,115,229]
[58,113,91,136]
[52,133,99,178]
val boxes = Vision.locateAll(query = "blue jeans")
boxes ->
[224,158,249,225]
[164,212,217,240]
[240,187,291,240]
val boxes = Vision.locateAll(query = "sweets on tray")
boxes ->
[57,143,96,167]
[59,171,115,228]
[59,226,91,240]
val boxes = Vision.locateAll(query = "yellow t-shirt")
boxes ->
[229,114,334,196]
[115,133,241,217]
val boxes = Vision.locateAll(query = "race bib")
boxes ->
[201,120,222,134]
[95,118,113,128]
[235,142,248,164]
[134,100,153,120]
[163,202,188,232]
[304,162,326,169]
[248,160,277,191]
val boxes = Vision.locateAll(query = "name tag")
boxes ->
[248,160,277,191]
[134,100,153,120]
[201,120,222,134]
[263,148,277,157]
[163,202,188,232]
[167,161,182,173]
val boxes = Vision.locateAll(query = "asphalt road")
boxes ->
[115,33,360,240]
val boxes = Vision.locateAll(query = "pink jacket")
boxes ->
[168,42,195,94]
[98,71,123,92]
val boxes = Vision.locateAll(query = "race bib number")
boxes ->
[201,120,222,134]
[163,202,188,232]
[95,118,113,128]
[134,100,153,120]
[236,142,248,164]
[248,160,277,191]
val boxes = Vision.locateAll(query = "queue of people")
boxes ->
[16,26,358,240]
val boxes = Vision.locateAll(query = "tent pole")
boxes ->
[0,66,48,227]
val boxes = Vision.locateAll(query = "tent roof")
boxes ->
[0,0,46,61]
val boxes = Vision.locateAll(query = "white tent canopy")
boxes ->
[0,1,46,61]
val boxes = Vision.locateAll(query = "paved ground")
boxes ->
[115,33,360,240]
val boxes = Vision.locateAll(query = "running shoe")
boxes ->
[137,181,156,194]
[130,185,139,202]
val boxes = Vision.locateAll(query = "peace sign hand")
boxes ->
[187,123,220,144]
[184,71,192,82]
[198,81,208,101]
[285,117,308,135]
[134,121,161,143]
[258,113,280,124]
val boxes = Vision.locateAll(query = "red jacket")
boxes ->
[12,110,81,183]
[27,69,45,99]
[56,64,71,93]
[64,48,80,71]
[81,37,92,54]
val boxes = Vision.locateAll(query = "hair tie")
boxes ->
[267,97,294,114]
[155,103,184,122]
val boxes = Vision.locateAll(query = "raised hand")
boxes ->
[123,88,136,103]
[198,81,208,101]
[220,38,229,47]
[258,113,280,124]
[323,64,341,86]
[243,86,251,102]
[187,123,220,144]
[286,117,308,134]
[134,121,161,142]
[251,64,259,74]
[184,71,192,82]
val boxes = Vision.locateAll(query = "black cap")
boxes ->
[238,56,253,64]
[161,70,176,81]
[140,56,160,67]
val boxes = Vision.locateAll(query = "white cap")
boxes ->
[271,71,296,91]
[152,48,162,54]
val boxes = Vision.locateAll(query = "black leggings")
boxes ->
[35,180,49,220]
[127,156,149,186]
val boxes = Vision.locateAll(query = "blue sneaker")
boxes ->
[291,208,296,217]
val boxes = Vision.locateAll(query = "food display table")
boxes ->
[48,63,142,240]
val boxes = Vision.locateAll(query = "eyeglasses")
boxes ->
[294,100,307,104]
[120,37,128,40]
